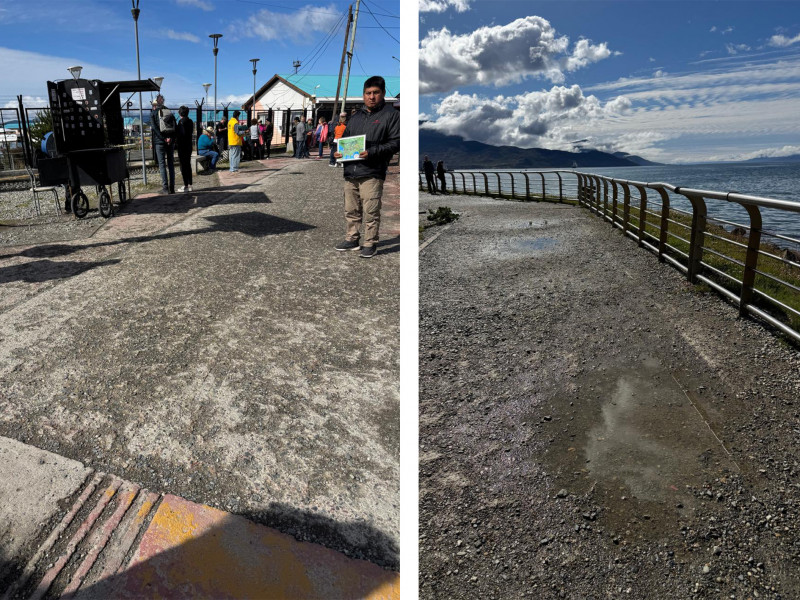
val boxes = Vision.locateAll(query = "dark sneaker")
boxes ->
[335,239,360,251]
[359,245,377,258]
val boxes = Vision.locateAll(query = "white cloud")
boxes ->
[238,4,339,43]
[769,33,800,47]
[419,0,471,12]
[162,29,201,43]
[725,43,751,55]
[723,144,800,161]
[422,52,800,163]
[176,0,213,10]
[710,26,717,32]
[419,16,613,94]
[3,96,46,109]
[422,85,632,151]
[0,47,135,105]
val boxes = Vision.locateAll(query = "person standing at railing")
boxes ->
[175,105,194,192]
[422,155,437,194]
[436,160,448,194]
[150,95,175,195]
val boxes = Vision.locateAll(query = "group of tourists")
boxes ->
[148,75,398,259]
[421,155,449,195]
[291,113,348,166]
[150,97,276,190]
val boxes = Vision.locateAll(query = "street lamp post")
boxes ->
[250,58,259,123]
[202,83,211,124]
[131,0,146,184]
[210,34,222,123]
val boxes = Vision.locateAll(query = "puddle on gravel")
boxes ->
[538,356,738,539]
[516,237,557,251]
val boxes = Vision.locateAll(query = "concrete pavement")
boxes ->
[0,155,400,596]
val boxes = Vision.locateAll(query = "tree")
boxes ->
[27,110,54,147]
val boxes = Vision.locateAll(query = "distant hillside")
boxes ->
[419,129,640,169]
[611,152,662,166]
[742,154,800,164]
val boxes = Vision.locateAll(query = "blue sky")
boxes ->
[419,0,800,163]
[0,0,399,113]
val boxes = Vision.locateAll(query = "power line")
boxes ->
[298,11,346,67]
[357,0,398,18]
[360,0,399,44]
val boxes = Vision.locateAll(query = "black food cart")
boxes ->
[38,77,160,218]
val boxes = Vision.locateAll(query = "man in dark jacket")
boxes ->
[422,155,437,194]
[150,95,175,194]
[334,75,400,258]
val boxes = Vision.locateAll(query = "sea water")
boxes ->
[476,163,800,243]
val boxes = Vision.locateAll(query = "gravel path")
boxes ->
[419,192,800,599]
[0,158,400,570]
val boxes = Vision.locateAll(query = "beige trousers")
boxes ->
[343,177,384,247]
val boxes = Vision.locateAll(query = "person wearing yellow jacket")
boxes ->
[227,110,243,173]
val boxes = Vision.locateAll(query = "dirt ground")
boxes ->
[0,158,400,570]
[419,192,800,599]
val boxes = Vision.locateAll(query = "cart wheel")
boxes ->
[71,190,89,219]
[99,187,113,218]
[117,181,128,205]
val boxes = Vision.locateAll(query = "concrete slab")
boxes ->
[0,436,91,581]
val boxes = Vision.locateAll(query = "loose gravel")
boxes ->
[419,192,800,599]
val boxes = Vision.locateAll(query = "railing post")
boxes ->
[576,174,584,205]
[684,192,707,284]
[483,172,489,195]
[557,173,563,202]
[593,176,602,214]
[460,172,466,195]
[510,173,516,199]
[538,173,546,201]
[523,173,530,201]
[620,182,632,233]
[655,187,670,260]
[449,171,456,194]
[495,173,502,197]
[602,178,609,220]
[740,204,762,316]
[611,181,619,226]
[634,184,647,247]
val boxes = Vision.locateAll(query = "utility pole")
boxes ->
[341,0,361,112]
[332,4,353,120]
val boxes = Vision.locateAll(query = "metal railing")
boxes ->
[419,169,800,343]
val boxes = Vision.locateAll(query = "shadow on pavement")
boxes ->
[3,212,315,265]
[0,258,122,284]
[376,235,400,256]
[119,190,271,216]
[64,505,398,600]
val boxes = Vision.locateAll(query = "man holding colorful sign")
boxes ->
[334,75,400,258]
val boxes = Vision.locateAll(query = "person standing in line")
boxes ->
[197,126,219,170]
[262,118,273,159]
[315,116,329,159]
[303,118,313,158]
[422,155,437,194]
[150,94,175,194]
[228,110,243,173]
[249,118,261,160]
[215,118,227,152]
[436,160,448,194]
[175,105,194,192]
[334,75,400,258]
[294,116,307,159]
[329,113,347,167]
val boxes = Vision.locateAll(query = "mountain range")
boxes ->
[419,128,659,169]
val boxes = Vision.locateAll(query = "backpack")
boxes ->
[158,108,176,134]
[319,124,328,143]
